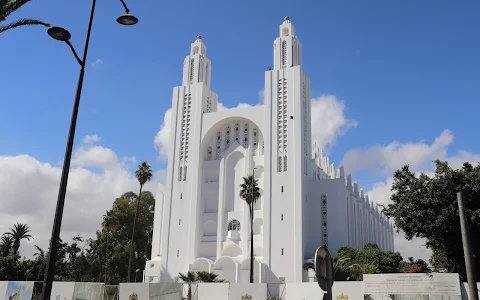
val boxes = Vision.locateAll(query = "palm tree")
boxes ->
[178,271,198,300]
[239,174,261,283]
[5,223,32,254]
[33,245,45,261]
[196,271,225,283]
[0,235,14,257]
[127,161,153,282]
[0,0,50,34]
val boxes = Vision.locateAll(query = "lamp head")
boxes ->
[48,26,71,42]
[117,14,138,25]
[136,269,140,272]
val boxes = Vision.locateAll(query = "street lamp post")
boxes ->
[135,269,140,282]
[41,1,137,300]
[250,167,256,283]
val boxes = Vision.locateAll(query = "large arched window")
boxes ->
[228,219,240,231]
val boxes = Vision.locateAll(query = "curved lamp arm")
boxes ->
[65,41,83,67]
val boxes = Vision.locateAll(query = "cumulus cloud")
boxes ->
[82,134,101,144]
[341,129,454,176]
[153,93,356,160]
[356,130,480,262]
[0,136,160,258]
[310,95,358,150]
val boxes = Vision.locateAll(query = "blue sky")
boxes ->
[1,0,479,258]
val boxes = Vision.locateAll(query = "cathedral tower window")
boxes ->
[234,123,240,142]
[225,126,231,150]
[284,155,287,171]
[243,124,249,148]
[206,146,212,160]
[205,62,209,86]
[183,166,187,181]
[277,156,282,172]
[178,166,183,181]
[228,219,240,231]
[215,132,221,159]
[281,41,287,68]
[205,97,212,113]
[189,58,195,83]
[321,194,328,247]
[252,128,258,155]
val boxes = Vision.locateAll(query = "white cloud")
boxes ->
[91,59,104,68]
[82,134,100,144]
[310,95,358,150]
[341,129,453,176]
[153,108,172,161]
[153,93,356,160]
[0,136,160,258]
[356,130,480,262]
[258,88,265,104]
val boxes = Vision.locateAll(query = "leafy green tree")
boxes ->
[331,243,406,281]
[128,161,153,282]
[382,160,480,279]
[102,191,155,284]
[239,174,261,283]
[0,0,49,34]
[5,223,32,254]
[399,257,430,273]
[0,190,156,283]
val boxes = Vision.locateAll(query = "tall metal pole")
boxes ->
[41,0,96,299]
[250,168,255,283]
[457,191,479,300]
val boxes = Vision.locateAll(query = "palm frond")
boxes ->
[0,0,32,21]
[135,161,153,185]
[0,18,49,34]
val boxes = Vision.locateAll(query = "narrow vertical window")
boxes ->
[180,193,182,199]
[205,62,209,86]
[179,219,181,225]
[281,214,283,221]
[281,248,284,255]
[177,250,179,257]
[189,58,195,83]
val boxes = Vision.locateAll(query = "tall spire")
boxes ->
[182,35,211,88]
[273,16,302,70]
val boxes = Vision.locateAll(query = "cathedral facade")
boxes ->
[144,17,394,284]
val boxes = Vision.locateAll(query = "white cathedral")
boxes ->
[144,17,395,284]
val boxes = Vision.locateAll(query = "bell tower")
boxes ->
[182,35,212,89]
[273,16,302,70]
[263,16,311,283]
[156,35,218,282]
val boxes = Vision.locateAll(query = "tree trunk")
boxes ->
[127,184,143,282]
[250,204,254,283]
[188,284,192,300]
[105,230,109,283]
